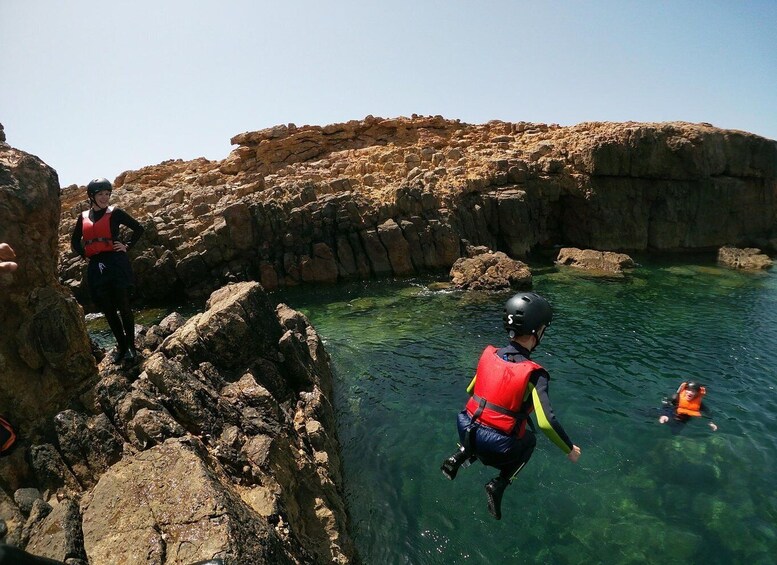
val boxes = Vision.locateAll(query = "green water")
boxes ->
[278,258,777,565]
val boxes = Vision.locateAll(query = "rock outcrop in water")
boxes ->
[450,248,532,290]
[1,128,355,564]
[555,247,636,275]
[717,246,774,270]
[57,116,777,308]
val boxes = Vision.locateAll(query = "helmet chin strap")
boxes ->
[530,326,547,351]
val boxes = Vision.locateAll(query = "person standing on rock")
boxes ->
[71,178,144,363]
[440,291,581,520]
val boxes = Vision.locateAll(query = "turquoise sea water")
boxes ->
[278,257,777,565]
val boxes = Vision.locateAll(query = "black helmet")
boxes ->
[684,381,702,393]
[86,178,112,196]
[503,292,553,336]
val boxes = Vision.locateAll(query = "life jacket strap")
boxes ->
[470,394,528,435]
[471,393,525,419]
[84,237,112,245]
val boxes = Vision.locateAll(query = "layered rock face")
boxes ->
[58,117,777,306]
[0,126,96,443]
[5,282,355,564]
[2,127,355,563]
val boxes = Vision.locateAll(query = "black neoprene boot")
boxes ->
[485,476,509,520]
[440,449,470,480]
[112,347,127,364]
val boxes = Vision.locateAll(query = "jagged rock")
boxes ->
[450,251,532,290]
[717,246,773,270]
[53,411,123,490]
[0,138,97,442]
[13,488,42,517]
[556,247,636,274]
[20,498,52,546]
[29,444,81,494]
[24,498,86,563]
[2,128,357,563]
[0,488,25,546]
[161,282,283,370]
[80,436,300,565]
[81,282,355,563]
[55,118,777,301]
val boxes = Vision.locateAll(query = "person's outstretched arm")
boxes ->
[529,371,580,461]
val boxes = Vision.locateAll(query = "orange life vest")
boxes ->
[465,345,543,437]
[82,206,115,257]
[675,382,706,417]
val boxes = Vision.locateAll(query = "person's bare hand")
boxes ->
[659,415,669,424]
[709,422,718,431]
[567,445,581,463]
[113,241,128,253]
[0,242,18,273]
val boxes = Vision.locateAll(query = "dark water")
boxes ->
[277,257,777,565]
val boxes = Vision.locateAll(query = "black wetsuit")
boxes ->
[0,544,65,564]
[457,342,574,479]
[71,207,144,353]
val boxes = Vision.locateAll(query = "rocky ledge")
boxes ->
[2,282,355,564]
[1,137,355,564]
[55,116,777,309]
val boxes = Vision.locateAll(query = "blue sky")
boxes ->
[2,1,776,188]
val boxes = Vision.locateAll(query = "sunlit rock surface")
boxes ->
[57,117,777,306]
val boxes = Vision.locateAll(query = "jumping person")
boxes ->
[659,381,717,431]
[71,178,144,363]
[440,292,581,520]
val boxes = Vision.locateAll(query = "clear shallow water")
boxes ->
[278,258,777,565]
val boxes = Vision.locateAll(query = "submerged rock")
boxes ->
[556,247,636,274]
[450,250,532,290]
[717,246,773,270]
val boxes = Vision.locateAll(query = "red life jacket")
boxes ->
[0,415,16,455]
[82,206,115,257]
[676,382,706,417]
[465,345,543,437]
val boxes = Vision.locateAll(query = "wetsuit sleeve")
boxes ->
[529,370,574,454]
[70,214,85,257]
[111,208,145,249]
[466,374,477,394]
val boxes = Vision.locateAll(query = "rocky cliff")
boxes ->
[57,116,777,307]
[0,127,96,441]
[1,128,355,563]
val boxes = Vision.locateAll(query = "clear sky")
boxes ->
[2,1,776,188]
